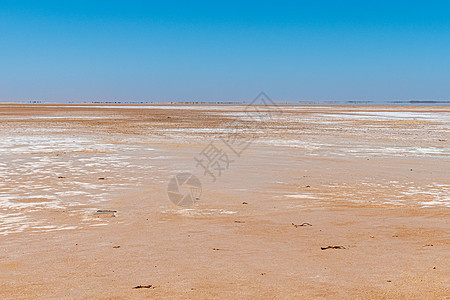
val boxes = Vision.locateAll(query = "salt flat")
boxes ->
[0,104,449,298]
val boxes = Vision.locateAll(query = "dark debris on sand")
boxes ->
[94,210,117,217]
[321,246,346,250]
[292,222,312,227]
[133,285,154,289]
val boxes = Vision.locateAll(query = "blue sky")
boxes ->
[1,0,449,102]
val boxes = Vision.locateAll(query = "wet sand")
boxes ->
[0,104,449,299]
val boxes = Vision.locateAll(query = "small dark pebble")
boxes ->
[387,280,392,283]
[433,266,436,269]
[113,246,120,249]
[213,248,220,251]
[98,177,105,180]
[57,176,66,179]
[306,185,311,188]
[234,220,245,223]
[424,244,434,247]
[260,273,266,275]
[242,202,248,204]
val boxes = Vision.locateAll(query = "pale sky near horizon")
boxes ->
[1,1,450,103]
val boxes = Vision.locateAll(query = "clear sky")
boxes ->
[1,1,449,102]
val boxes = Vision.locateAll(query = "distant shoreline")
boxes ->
[1,100,449,106]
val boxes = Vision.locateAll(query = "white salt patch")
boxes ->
[285,194,315,199]
[1,116,115,120]
[318,111,450,122]
[161,208,237,216]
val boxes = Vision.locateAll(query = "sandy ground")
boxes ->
[0,104,449,299]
